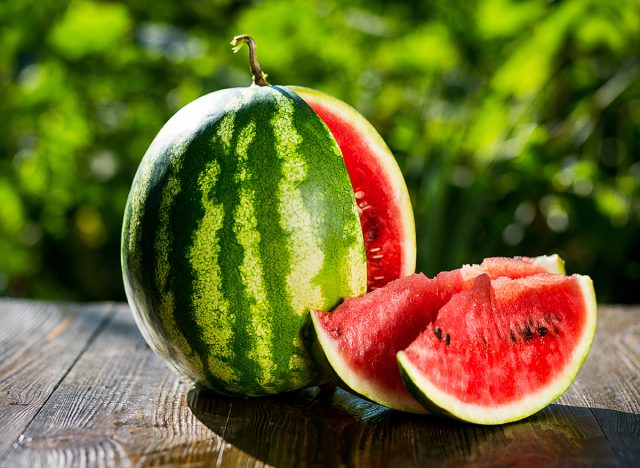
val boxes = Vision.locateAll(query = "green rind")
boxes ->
[397,275,598,425]
[122,85,367,396]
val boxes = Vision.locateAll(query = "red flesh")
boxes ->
[314,257,555,407]
[403,274,588,405]
[434,256,557,302]
[303,99,404,290]
[316,274,436,400]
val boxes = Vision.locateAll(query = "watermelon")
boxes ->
[289,87,416,290]
[311,255,565,413]
[121,35,412,396]
[398,273,597,425]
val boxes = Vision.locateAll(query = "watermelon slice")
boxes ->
[311,255,564,413]
[290,87,416,290]
[398,273,597,424]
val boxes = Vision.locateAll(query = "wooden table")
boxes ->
[0,300,638,467]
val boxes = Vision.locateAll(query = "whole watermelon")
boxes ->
[121,83,367,395]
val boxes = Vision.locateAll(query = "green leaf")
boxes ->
[49,1,132,59]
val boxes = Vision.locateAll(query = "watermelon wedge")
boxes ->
[398,273,597,425]
[311,255,564,413]
[290,87,416,290]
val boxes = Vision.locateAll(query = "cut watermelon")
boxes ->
[398,273,597,424]
[434,255,565,305]
[290,87,416,290]
[312,273,433,413]
[311,255,563,413]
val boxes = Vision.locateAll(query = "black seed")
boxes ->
[538,326,548,337]
[523,325,533,341]
[445,333,451,346]
[510,331,517,343]
[365,226,379,243]
[482,335,487,344]
[434,327,442,340]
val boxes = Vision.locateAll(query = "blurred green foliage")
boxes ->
[1,0,638,303]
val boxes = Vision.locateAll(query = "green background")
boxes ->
[1,0,638,303]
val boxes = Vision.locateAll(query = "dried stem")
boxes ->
[231,35,270,86]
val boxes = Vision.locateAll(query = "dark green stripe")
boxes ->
[210,97,264,394]
[135,151,184,363]
[166,91,250,394]
[249,90,300,392]
[281,86,366,307]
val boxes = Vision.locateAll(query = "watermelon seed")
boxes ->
[434,327,442,340]
[445,333,451,346]
[523,325,533,341]
[369,247,381,252]
[355,190,365,199]
[510,331,517,343]
[537,326,548,336]
[365,227,379,242]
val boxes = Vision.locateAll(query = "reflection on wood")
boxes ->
[188,388,629,466]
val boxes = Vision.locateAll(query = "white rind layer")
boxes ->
[533,254,566,275]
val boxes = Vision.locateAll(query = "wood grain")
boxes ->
[2,307,220,467]
[0,300,115,456]
[558,305,640,464]
[0,302,638,467]
[188,387,625,467]
[1,305,222,467]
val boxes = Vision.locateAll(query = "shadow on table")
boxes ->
[188,387,637,467]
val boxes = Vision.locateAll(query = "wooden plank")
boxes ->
[188,385,619,467]
[1,305,224,468]
[557,305,640,464]
[185,307,630,467]
[0,300,115,458]
[1,303,637,467]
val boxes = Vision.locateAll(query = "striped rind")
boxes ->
[121,85,367,395]
[397,275,597,425]
[288,86,416,278]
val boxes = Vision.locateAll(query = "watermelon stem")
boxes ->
[231,35,270,87]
